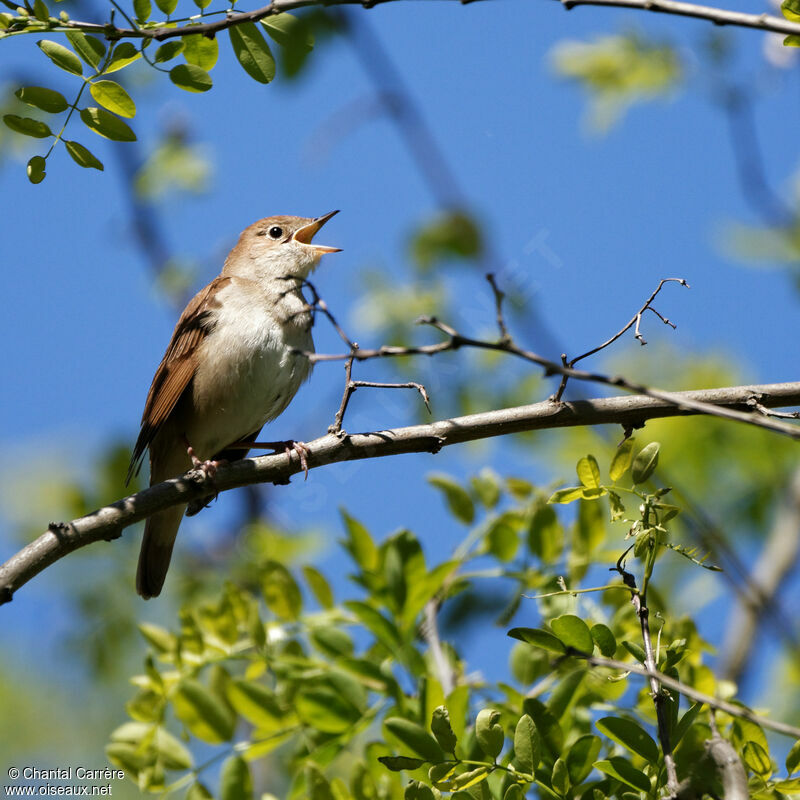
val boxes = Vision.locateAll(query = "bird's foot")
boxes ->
[247,439,311,480]
[284,440,310,480]
[187,445,226,481]
[185,445,228,514]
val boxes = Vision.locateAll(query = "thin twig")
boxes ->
[306,278,800,440]
[554,278,689,401]
[577,652,800,739]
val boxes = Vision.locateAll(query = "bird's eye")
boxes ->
[268,226,283,239]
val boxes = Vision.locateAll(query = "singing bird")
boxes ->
[126,211,341,599]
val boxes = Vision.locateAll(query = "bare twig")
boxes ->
[554,278,689,401]
[306,277,800,440]
[2,382,799,604]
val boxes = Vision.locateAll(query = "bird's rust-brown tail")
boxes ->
[136,503,186,598]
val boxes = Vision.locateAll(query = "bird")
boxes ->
[126,211,341,599]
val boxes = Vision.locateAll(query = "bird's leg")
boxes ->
[229,439,311,480]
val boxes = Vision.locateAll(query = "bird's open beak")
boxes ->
[293,210,342,254]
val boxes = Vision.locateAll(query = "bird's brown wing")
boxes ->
[126,276,232,484]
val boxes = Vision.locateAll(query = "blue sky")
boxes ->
[0,0,798,766]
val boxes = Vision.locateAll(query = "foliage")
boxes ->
[107,443,800,798]
[549,32,681,132]
[0,0,320,182]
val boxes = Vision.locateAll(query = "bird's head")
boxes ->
[226,210,341,282]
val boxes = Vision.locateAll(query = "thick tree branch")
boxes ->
[1,382,798,605]
[6,0,800,43]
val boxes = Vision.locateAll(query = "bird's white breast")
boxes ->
[188,278,313,458]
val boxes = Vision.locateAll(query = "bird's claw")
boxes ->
[284,440,310,480]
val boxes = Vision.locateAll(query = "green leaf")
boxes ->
[133,0,150,22]
[80,107,136,141]
[622,640,646,663]
[192,0,212,10]
[183,32,219,70]
[527,504,563,563]
[377,756,426,772]
[507,627,566,654]
[593,758,650,792]
[32,0,48,21]
[513,714,540,775]
[341,510,378,571]
[106,42,141,74]
[596,717,659,763]
[303,565,334,608]
[410,210,482,271]
[590,623,616,657]
[15,86,68,113]
[503,786,523,800]
[261,12,314,49]
[65,31,105,68]
[155,41,185,63]
[3,114,52,138]
[260,12,314,76]
[787,738,800,776]
[431,705,458,754]
[37,39,83,75]
[296,682,362,734]
[631,442,660,484]
[428,473,474,524]
[90,80,135,117]
[154,0,178,15]
[672,702,703,749]
[475,708,504,760]
[548,486,587,504]
[451,767,490,790]
[784,34,800,46]
[743,741,772,777]
[576,455,601,488]
[609,437,635,481]
[470,469,501,508]
[551,614,594,654]
[186,784,213,800]
[229,21,276,84]
[345,600,401,650]
[155,728,193,770]
[226,679,282,729]
[169,63,213,92]
[551,758,569,795]
[219,756,253,800]
[26,155,46,184]
[782,0,800,21]
[384,718,445,762]
[137,622,175,652]
[172,679,234,743]
[575,497,605,557]
[566,734,601,784]
[261,560,301,620]
[485,513,519,562]
[310,625,353,658]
